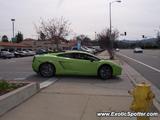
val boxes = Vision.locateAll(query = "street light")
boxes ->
[109,0,121,34]
[11,19,15,39]
[109,0,121,59]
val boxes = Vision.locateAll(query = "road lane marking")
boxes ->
[40,77,58,89]
[118,53,160,73]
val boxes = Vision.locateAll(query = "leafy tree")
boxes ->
[2,35,9,42]
[36,17,71,50]
[15,32,23,43]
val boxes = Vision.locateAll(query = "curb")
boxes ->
[116,54,160,113]
[0,82,40,116]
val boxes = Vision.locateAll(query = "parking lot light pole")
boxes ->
[109,0,121,59]
[11,19,15,39]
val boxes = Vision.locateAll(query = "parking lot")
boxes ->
[0,51,130,88]
[0,50,160,120]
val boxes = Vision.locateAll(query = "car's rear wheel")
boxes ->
[39,63,55,77]
[98,65,112,80]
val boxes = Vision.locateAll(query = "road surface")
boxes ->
[117,49,160,89]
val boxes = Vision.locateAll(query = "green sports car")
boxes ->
[32,51,122,80]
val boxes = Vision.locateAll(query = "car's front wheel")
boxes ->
[39,63,55,77]
[98,65,112,80]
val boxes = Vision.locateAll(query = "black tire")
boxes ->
[98,65,112,80]
[39,63,55,77]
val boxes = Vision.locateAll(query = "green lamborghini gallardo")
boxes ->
[32,51,122,80]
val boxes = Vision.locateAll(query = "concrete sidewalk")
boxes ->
[0,51,159,120]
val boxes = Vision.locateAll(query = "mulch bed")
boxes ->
[0,81,28,96]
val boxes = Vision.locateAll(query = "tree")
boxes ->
[97,28,119,59]
[39,31,46,41]
[36,17,71,50]
[2,35,9,42]
[156,31,160,48]
[15,32,23,43]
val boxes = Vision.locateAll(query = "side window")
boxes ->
[81,53,100,61]
[73,53,97,61]
[57,53,74,58]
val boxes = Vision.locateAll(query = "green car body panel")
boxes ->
[32,51,122,76]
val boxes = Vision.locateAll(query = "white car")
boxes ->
[115,48,120,52]
[81,46,94,54]
[26,50,36,56]
[133,48,143,53]
[0,51,15,59]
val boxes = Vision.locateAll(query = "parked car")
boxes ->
[11,51,21,57]
[81,46,95,54]
[133,48,143,53]
[18,51,28,57]
[0,51,15,59]
[32,51,122,80]
[72,46,95,54]
[26,50,36,56]
[71,46,79,50]
[36,49,47,55]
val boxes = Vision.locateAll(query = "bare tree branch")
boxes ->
[35,17,71,50]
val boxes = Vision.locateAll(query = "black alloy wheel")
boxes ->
[98,65,112,80]
[39,63,55,77]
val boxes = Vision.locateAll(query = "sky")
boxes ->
[0,0,160,40]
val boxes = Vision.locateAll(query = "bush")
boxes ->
[0,80,26,96]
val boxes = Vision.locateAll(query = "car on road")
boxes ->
[133,48,143,53]
[115,48,120,52]
[32,51,122,80]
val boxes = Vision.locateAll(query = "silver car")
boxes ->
[133,48,143,53]
[0,51,15,59]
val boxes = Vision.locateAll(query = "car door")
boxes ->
[57,53,81,74]
[70,53,99,75]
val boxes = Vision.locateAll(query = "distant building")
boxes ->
[0,38,77,51]
[21,38,76,50]
[21,38,56,50]
[0,42,31,51]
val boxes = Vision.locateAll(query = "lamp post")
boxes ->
[109,0,121,59]
[95,32,97,40]
[11,19,15,39]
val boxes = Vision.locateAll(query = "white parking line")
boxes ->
[40,77,58,89]
[14,77,26,80]
[8,60,16,63]
[118,53,160,73]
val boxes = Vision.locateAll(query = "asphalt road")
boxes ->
[0,57,49,82]
[0,55,132,90]
[117,49,160,89]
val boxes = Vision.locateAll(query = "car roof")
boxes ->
[59,50,93,55]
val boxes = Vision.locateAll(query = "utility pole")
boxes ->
[11,19,15,42]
